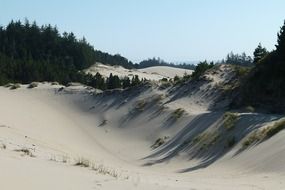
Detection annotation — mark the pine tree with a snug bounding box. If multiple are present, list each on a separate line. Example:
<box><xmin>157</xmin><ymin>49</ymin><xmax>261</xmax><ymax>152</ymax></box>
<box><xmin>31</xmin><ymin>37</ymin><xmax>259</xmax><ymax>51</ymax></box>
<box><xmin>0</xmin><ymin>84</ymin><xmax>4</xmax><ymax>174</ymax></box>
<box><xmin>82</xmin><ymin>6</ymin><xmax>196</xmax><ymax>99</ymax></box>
<box><xmin>253</xmin><ymin>43</ymin><xmax>268</xmax><ymax>63</ymax></box>
<box><xmin>122</xmin><ymin>77</ymin><xmax>131</xmax><ymax>89</ymax></box>
<box><xmin>276</xmin><ymin>20</ymin><xmax>285</xmax><ymax>60</ymax></box>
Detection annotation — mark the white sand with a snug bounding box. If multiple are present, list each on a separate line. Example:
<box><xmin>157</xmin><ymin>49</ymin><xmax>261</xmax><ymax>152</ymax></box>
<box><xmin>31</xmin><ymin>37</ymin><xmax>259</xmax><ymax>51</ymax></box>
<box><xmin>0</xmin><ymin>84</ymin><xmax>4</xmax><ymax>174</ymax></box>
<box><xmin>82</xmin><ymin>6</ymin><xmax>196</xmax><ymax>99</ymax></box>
<box><xmin>0</xmin><ymin>66</ymin><xmax>285</xmax><ymax>190</ymax></box>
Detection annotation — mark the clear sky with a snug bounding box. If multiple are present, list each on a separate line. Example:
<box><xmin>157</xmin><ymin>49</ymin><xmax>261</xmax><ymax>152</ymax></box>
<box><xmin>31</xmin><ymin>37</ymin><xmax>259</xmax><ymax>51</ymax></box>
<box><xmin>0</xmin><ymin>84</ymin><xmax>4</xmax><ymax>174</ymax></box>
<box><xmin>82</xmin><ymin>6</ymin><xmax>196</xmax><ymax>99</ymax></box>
<box><xmin>1</xmin><ymin>0</ymin><xmax>284</xmax><ymax>63</ymax></box>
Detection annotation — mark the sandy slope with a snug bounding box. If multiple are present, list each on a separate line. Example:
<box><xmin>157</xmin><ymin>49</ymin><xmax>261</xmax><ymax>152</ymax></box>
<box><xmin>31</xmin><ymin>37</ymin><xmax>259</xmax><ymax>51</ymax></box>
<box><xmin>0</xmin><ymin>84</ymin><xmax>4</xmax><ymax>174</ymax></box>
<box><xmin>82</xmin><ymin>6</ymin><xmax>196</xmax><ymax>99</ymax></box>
<box><xmin>0</xmin><ymin>67</ymin><xmax>285</xmax><ymax>189</ymax></box>
<box><xmin>84</xmin><ymin>63</ymin><xmax>193</xmax><ymax>80</ymax></box>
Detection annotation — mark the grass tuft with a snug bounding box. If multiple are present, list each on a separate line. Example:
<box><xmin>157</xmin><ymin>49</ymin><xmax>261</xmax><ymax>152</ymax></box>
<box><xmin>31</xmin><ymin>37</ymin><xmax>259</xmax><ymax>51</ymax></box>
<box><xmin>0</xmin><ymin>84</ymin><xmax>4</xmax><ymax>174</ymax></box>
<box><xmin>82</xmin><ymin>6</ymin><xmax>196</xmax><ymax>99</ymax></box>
<box><xmin>223</xmin><ymin>112</ymin><xmax>239</xmax><ymax>130</ymax></box>
<box><xmin>172</xmin><ymin>108</ymin><xmax>185</xmax><ymax>119</ymax></box>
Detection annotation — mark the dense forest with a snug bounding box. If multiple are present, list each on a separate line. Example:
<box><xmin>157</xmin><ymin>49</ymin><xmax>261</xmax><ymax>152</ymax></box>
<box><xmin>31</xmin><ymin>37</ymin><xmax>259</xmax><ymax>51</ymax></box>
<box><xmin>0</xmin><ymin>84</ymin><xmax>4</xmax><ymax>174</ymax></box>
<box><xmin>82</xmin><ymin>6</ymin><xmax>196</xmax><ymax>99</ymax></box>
<box><xmin>136</xmin><ymin>57</ymin><xmax>196</xmax><ymax>70</ymax></box>
<box><xmin>236</xmin><ymin>21</ymin><xmax>285</xmax><ymax>112</ymax></box>
<box><xmin>0</xmin><ymin>20</ymin><xmax>197</xmax><ymax>87</ymax></box>
<box><xmin>0</xmin><ymin>20</ymin><xmax>137</xmax><ymax>86</ymax></box>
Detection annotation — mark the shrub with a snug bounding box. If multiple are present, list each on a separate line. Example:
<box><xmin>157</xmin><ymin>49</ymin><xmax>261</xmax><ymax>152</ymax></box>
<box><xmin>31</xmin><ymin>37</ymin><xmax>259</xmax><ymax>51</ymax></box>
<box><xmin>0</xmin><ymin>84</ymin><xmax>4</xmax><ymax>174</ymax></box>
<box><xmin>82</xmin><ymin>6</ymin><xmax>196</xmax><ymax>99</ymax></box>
<box><xmin>245</xmin><ymin>106</ymin><xmax>255</xmax><ymax>113</ymax></box>
<box><xmin>172</xmin><ymin>108</ymin><xmax>185</xmax><ymax>119</ymax></box>
<box><xmin>223</xmin><ymin>112</ymin><xmax>239</xmax><ymax>130</ymax></box>
<box><xmin>74</xmin><ymin>157</ymin><xmax>90</xmax><ymax>167</ymax></box>
<box><xmin>234</xmin><ymin>65</ymin><xmax>251</xmax><ymax>77</ymax></box>
<box><xmin>14</xmin><ymin>148</ymin><xmax>35</xmax><ymax>157</ymax></box>
<box><xmin>51</xmin><ymin>81</ymin><xmax>59</xmax><ymax>85</ymax></box>
<box><xmin>27</xmin><ymin>82</ymin><xmax>38</xmax><ymax>88</ymax></box>
<box><xmin>151</xmin><ymin>136</ymin><xmax>169</xmax><ymax>149</ymax></box>
<box><xmin>10</xmin><ymin>83</ymin><xmax>21</xmax><ymax>90</ymax></box>
<box><xmin>264</xmin><ymin>119</ymin><xmax>285</xmax><ymax>139</ymax></box>
<box><xmin>134</xmin><ymin>100</ymin><xmax>146</xmax><ymax>111</ymax></box>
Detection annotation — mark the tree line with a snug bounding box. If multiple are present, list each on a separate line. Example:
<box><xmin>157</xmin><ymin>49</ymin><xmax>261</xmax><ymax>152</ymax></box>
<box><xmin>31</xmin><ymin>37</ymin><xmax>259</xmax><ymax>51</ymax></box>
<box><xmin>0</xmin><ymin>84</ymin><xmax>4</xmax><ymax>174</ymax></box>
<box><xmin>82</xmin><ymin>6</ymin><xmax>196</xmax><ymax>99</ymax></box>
<box><xmin>0</xmin><ymin>19</ymin><xmax>137</xmax><ymax>87</ymax></box>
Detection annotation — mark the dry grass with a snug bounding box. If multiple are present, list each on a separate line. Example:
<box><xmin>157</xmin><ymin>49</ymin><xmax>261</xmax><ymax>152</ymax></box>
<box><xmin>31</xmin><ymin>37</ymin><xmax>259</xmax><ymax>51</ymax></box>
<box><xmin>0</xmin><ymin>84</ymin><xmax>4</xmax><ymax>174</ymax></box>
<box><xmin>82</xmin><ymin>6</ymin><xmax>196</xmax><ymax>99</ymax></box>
<box><xmin>10</xmin><ymin>83</ymin><xmax>21</xmax><ymax>90</ymax></box>
<box><xmin>51</xmin><ymin>81</ymin><xmax>59</xmax><ymax>85</ymax></box>
<box><xmin>14</xmin><ymin>148</ymin><xmax>35</xmax><ymax>157</ymax></box>
<box><xmin>242</xmin><ymin>119</ymin><xmax>285</xmax><ymax>149</ymax></box>
<box><xmin>172</xmin><ymin>108</ymin><xmax>185</xmax><ymax>119</ymax></box>
<box><xmin>27</xmin><ymin>82</ymin><xmax>38</xmax><ymax>89</ymax></box>
<box><xmin>74</xmin><ymin>157</ymin><xmax>90</xmax><ymax>167</ymax></box>
<box><xmin>73</xmin><ymin>157</ymin><xmax>119</xmax><ymax>178</ymax></box>
<box><xmin>134</xmin><ymin>100</ymin><xmax>147</xmax><ymax>112</ymax></box>
<box><xmin>151</xmin><ymin>136</ymin><xmax>169</xmax><ymax>149</ymax></box>
<box><xmin>223</xmin><ymin>112</ymin><xmax>239</xmax><ymax>130</ymax></box>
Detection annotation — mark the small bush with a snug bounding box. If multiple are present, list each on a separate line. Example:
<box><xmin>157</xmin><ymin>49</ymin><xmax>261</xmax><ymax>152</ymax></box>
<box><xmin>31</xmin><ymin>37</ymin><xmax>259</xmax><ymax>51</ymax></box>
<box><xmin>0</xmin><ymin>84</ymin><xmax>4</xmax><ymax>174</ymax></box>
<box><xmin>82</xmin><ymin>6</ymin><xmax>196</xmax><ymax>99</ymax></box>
<box><xmin>151</xmin><ymin>136</ymin><xmax>169</xmax><ymax>149</ymax></box>
<box><xmin>172</xmin><ymin>108</ymin><xmax>185</xmax><ymax>119</ymax></box>
<box><xmin>14</xmin><ymin>148</ymin><xmax>35</xmax><ymax>157</ymax></box>
<box><xmin>160</xmin><ymin>78</ymin><xmax>168</xmax><ymax>82</ymax></box>
<box><xmin>245</xmin><ymin>106</ymin><xmax>255</xmax><ymax>113</ymax></box>
<box><xmin>223</xmin><ymin>112</ymin><xmax>239</xmax><ymax>130</ymax></box>
<box><xmin>242</xmin><ymin>131</ymin><xmax>261</xmax><ymax>148</ymax></box>
<box><xmin>134</xmin><ymin>100</ymin><xmax>146</xmax><ymax>111</ymax></box>
<box><xmin>234</xmin><ymin>65</ymin><xmax>251</xmax><ymax>77</ymax></box>
<box><xmin>10</xmin><ymin>83</ymin><xmax>21</xmax><ymax>90</ymax></box>
<box><xmin>27</xmin><ymin>82</ymin><xmax>38</xmax><ymax>89</ymax></box>
<box><xmin>51</xmin><ymin>81</ymin><xmax>59</xmax><ymax>85</ymax></box>
<box><xmin>264</xmin><ymin>119</ymin><xmax>285</xmax><ymax>139</ymax></box>
<box><xmin>74</xmin><ymin>157</ymin><xmax>90</xmax><ymax>167</ymax></box>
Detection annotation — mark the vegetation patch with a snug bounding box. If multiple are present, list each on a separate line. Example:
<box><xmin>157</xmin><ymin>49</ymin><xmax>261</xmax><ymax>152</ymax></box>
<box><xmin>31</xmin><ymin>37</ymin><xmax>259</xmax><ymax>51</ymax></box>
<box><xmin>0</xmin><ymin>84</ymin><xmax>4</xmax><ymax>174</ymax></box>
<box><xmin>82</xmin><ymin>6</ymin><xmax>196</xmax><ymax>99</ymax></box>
<box><xmin>242</xmin><ymin>119</ymin><xmax>285</xmax><ymax>149</ymax></box>
<box><xmin>74</xmin><ymin>157</ymin><xmax>90</xmax><ymax>167</ymax></box>
<box><xmin>134</xmin><ymin>100</ymin><xmax>147</xmax><ymax>112</ymax></box>
<box><xmin>151</xmin><ymin>136</ymin><xmax>169</xmax><ymax>149</ymax></box>
<box><xmin>245</xmin><ymin>106</ymin><xmax>255</xmax><ymax>113</ymax></box>
<box><xmin>223</xmin><ymin>112</ymin><xmax>239</xmax><ymax>130</ymax></box>
<box><xmin>171</xmin><ymin>108</ymin><xmax>185</xmax><ymax>119</ymax></box>
<box><xmin>51</xmin><ymin>81</ymin><xmax>59</xmax><ymax>85</ymax></box>
<box><xmin>10</xmin><ymin>83</ymin><xmax>21</xmax><ymax>90</ymax></box>
<box><xmin>14</xmin><ymin>148</ymin><xmax>35</xmax><ymax>157</ymax></box>
<box><xmin>263</xmin><ymin>119</ymin><xmax>285</xmax><ymax>139</ymax></box>
<box><xmin>27</xmin><ymin>82</ymin><xmax>38</xmax><ymax>88</ymax></box>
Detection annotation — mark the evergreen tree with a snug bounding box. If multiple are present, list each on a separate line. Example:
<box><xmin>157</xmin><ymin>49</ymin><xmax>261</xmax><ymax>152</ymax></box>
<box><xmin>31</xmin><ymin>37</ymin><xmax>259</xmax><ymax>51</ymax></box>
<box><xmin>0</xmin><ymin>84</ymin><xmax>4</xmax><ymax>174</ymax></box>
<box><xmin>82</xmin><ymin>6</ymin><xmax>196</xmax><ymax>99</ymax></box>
<box><xmin>122</xmin><ymin>77</ymin><xmax>131</xmax><ymax>89</ymax></box>
<box><xmin>253</xmin><ymin>43</ymin><xmax>268</xmax><ymax>63</ymax></box>
<box><xmin>131</xmin><ymin>75</ymin><xmax>140</xmax><ymax>86</ymax></box>
<box><xmin>276</xmin><ymin>20</ymin><xmax>285</xmax><ymax>60</ymax></box>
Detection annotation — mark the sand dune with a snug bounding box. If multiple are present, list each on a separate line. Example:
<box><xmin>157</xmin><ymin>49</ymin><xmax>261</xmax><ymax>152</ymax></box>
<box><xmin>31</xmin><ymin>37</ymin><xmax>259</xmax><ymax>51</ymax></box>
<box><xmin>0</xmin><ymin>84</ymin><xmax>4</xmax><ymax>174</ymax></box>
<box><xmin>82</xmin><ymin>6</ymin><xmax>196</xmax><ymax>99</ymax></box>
<box><xmin>84</xmin><ymin>63</ymin><xmax>193</xmax><ymax>80</ymax></box>
<box><xmin>0</xmin><ymin>66</ymin><xmax>285</xmax><ymax>189</ymax></box>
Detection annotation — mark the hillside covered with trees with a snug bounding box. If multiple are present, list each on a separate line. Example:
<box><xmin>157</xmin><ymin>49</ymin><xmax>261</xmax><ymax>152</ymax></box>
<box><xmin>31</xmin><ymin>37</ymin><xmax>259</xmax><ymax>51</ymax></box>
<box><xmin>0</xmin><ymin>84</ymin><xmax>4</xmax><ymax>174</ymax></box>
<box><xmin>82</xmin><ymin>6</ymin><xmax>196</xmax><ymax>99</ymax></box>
<box><xmin>235</xmin><ymin>21</ymin><xmax>285</xmax><ymax>112</ymax></box>
<box><xmin>0</xmin><ymin>20</ymin><xmax>135</xmax><ymax>86</ymax></box>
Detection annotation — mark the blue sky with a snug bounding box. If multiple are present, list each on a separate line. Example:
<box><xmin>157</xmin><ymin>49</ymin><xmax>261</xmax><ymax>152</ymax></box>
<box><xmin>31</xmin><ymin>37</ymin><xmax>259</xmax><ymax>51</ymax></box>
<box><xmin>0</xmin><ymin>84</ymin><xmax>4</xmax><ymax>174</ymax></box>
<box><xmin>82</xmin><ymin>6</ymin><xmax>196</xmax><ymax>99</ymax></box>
<box><xmin>1</xmin><ymin>0</ymin><xmax>284</xmax><ymax>63</ymax></box>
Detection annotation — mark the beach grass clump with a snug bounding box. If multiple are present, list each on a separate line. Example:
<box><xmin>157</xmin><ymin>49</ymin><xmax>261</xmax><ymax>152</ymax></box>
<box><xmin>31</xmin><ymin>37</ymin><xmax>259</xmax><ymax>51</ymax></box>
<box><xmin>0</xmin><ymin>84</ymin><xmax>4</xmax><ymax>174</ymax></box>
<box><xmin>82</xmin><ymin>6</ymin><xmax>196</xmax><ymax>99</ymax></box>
<box><xmin>134</xmin><ymin>100</ymin><xmax>147</xmax><ymax>112</ymax></box>
<box><xmin>245</xmin><ymin>106</ymin><xmax>255</xmax><ymax>113</ymax></box>
<box><xmin>223</xmin><ymin>112</ymin><xmax>239</xmax><ymax>130</ymax></box>
<box><xmin>172</xmin><ymin>108</ymin><xmax>185</xmax><ymax>119</ymax></box>
<box><xmin>263</xmin><ymin>119</ymin><xmax>285</xmax><ymax>139</ymax></box>
<box><xmin>51</xmin><ymin>81</ymin><xmax>59</xmax><ymax>85</ymax></box>
<box><xmin>151</xmin><ymin>136</ymin><xmax>169</xmax><ymax>149</ymax></box>
<box><xmin>27</xmin><ymin>82</ymin><xmax>38</xmax><ymax>89</ymax></box>
<box><xmin>242</xmin><ymin>119</ymin><xmax>285</xmax><ymax>149</ymax></box>
<box><xmin>14</xmin><ymin>148</ymin><xmax>35</xmax><ymax>157</ymax></box>
<box><xmin>10</xmin><ymin>83</ymin><xmax>21</xmax><ymax>90</ymax></box>
<box><xmin>74</xmin><ymin>157</ymin><xmax>90</xmax><ymax>167</ymax></box>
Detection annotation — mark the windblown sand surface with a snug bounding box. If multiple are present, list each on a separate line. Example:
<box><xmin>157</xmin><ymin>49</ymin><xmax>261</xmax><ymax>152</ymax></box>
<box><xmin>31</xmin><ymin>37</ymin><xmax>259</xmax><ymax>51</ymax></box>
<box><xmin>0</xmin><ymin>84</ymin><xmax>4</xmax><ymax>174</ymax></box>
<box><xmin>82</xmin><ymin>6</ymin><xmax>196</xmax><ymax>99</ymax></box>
<box><xmin>0</xmin><ymin>66</ymin><xmax>285</xmax><ymax>190</ymax></box>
